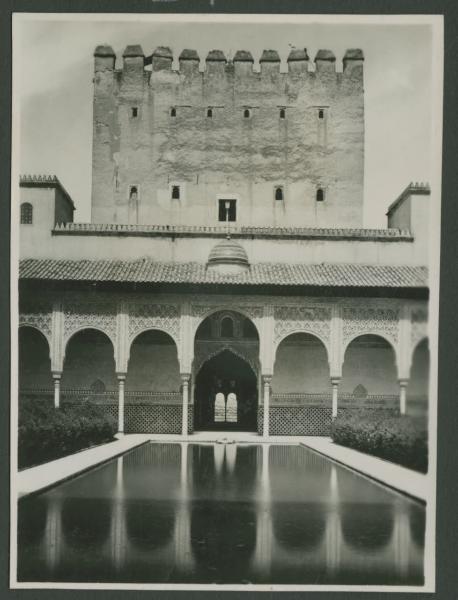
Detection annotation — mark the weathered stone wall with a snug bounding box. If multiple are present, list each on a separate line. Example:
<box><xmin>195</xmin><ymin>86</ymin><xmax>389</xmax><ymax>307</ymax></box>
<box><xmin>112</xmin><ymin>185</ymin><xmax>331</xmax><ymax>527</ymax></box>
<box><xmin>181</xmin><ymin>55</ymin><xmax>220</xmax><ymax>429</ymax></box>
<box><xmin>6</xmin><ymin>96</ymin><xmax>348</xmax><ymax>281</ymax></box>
<box><xmin>92</xmin><ymin>47</ymin><xmax>364</xmax><ymax>228</ymax></box>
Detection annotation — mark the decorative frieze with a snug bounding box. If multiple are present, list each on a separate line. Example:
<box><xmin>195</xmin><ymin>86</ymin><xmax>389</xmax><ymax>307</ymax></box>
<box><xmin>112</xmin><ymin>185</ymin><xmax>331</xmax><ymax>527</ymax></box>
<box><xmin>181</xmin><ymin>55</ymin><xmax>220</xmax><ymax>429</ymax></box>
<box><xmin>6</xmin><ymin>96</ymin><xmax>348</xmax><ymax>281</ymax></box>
<box><xmin>342</xmin><ymin>306</ymin><xmax>400</xmax><ymax>347</ymax></box>
<box><xmin>274</xmin><ymin>306</ymin><xmax>331</xmax><ymax>345</ymax></box>
<box><xmin>19</xmin><ymin>301</ymin><xmax>53</xmax><ymax>342</ymax></box>
<box><xmin>128</xmin><ymin>303</ymin><xmax>180</xmax><ymax>342</ymax></box>
<box><xmin>63</xmin><ymin>302</ymin><xmax>117</xmax><ymax>344</ymax></box>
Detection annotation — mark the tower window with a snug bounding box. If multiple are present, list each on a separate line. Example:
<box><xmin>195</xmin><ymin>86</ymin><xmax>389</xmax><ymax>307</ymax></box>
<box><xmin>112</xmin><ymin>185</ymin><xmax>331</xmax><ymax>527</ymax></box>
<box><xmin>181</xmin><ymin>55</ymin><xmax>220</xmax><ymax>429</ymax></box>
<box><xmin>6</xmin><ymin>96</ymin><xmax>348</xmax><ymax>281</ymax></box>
<box><xmin>316</xmin><ymin>188</ymin><xmax>325</xmax><ymax>202</ymax></box>
<box><xmin>207</xmin><ymin>108</ymin><xmax>213</xmax><ymax>118</ymax></box>
<box><xmin>218</xmin><ymin>199</ymin><xmax>236</xmax><ymax>222</ymax></box>
<box><xmin>274</xmin><ymin>186</ymin><xmax>284</xmax><ymax>201</ymax></box>
<box><xmin>279</xmin><ymin>108</ymin><xmax>286</xmax><ymax>119</ymax></box>
<box><xmin>243</xmin><ymin>109</ymin><xmax>251</xmax><ymax>119</ymax></box>
<box><xmin>20</xmin><ymin>202</ymin><xmax>33</xmax><ymax>224</ymax></box>
<box><xmin>129</xmin><ymin>185</ymin><xmax>138</xmax><ymax>199</ymax></box>
<box><xmin>171</xmin><ymin>185</ymin><xmax>180</xmax><ymax>200</ymax></box>
<box><xmin>318</xmin><ymin>109</ymin><xmax>324</xmax><ymax>119</ymax></box>
<box><xmin>170</xmin><ymin>107</ymin><xmax>176</xmax><ymax>117</ymax></box>
<box><xmin>131</xmin><ymin>107</ymin><xmax>138</xmax><ymax>118</ymax></box>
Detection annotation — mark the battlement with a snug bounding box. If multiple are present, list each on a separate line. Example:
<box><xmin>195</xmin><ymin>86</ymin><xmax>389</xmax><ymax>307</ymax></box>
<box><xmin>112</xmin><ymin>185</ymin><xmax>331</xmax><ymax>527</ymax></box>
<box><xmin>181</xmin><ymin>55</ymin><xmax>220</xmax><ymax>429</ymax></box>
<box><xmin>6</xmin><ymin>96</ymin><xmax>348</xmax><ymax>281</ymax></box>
<box><xmin>94</xmin><ymin>44</ymin><xmax>364</xmax><ymax>80</ymax></box>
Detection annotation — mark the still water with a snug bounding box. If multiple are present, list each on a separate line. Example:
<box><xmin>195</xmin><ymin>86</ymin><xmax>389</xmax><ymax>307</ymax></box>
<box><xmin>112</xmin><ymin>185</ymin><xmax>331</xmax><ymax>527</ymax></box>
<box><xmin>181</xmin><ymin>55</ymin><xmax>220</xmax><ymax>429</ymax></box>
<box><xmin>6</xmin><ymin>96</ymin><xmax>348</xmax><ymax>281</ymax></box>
<box><xmin>17</xmin><ymin>443</ymin><xmax>425</xmax><ymax>585</ymax></box>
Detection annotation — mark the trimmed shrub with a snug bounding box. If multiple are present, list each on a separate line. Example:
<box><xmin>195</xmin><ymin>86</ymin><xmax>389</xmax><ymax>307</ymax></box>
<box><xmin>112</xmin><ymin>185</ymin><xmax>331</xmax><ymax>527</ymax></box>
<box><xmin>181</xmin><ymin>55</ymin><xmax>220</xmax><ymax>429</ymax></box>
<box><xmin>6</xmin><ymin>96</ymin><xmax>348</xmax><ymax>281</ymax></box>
<box><xmin>331</xmin><ymin>410</ymin><xmax>428</xmax><ymax>473</ymax></box>
<box><xmin>18</xmin><ymin>399</ymin><xmax>117</xmax><ymax>469</ymax></box>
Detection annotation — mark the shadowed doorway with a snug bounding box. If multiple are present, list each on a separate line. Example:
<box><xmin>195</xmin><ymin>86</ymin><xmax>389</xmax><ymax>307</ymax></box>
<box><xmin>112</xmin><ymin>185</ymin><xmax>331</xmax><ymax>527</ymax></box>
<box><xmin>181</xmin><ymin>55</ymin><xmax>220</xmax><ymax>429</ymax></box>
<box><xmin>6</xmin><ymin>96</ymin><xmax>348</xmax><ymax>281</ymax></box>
<box><xmin>194</xmin><ymin>350</ymin><xmax>258</xmax><ymax>431</ymax></box>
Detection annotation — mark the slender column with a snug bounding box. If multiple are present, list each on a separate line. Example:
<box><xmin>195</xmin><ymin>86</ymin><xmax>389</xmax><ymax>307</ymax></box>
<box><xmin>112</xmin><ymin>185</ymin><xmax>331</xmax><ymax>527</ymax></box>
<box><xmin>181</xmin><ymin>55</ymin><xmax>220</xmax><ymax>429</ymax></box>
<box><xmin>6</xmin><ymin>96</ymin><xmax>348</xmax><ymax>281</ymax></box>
<box><xmin>52</xmin><ymin>371</ymin><xmax>62</xmax><ymax>409</ymax></box>
<box><xmin>262</xmin><ymin>375</ymin><xmax>272</xmax><ymax>439</ymax></box>
<box><xmin>117</xmin><ymin>373</ymin><xmax>126</xmax><ymax>434</ymax></box>
<box><xmin>181</xmin><ymin>374</ymin><xmax>191</xmax><ymax>437</ymax></box>
<box><xmin>331</xmin><ymin>377</ymin><xmax>341</xmax><ymax>419</ymax></box>
<box><xmin>399</xmin><ymin>379</ymin><xmax>408</xmax><ymax>415</ymax></box>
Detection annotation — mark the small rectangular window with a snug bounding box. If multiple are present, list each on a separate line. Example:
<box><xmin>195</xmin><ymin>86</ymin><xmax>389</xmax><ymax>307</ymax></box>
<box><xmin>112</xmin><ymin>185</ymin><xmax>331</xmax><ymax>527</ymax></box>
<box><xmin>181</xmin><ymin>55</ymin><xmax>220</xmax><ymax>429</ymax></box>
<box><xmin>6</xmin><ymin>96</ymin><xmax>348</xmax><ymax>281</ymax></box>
<box><xmin>218</xmin><ymin>199</ymin><xmax>236</xmax><ymax>222</ymax></box>
<box><xmin>132</xmin><ymin>107</ymin><xmax>138</xmax><ymax>118</ymax></box>
<box><xmin>318</xmin><ymin>109</ymin><xmax>324</xmax><ymax>119</ymax></box>
<box><xmin>171</xmin><ymin>185</ymin><xmax>180</xmax><ymax>200</ymax></box>
<box><xmin>274</xmin><ymin>186</ymin><xmax>284</xmax><ymax>201</ymax></box>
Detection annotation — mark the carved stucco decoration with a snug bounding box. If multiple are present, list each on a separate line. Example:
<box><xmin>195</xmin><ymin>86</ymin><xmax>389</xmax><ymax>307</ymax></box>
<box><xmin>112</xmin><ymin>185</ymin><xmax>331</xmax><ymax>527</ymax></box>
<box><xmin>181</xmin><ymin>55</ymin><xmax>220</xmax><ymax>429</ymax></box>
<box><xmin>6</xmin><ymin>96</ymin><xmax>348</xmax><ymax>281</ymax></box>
<box><xmin>63</xmin><ymin>302</ymin><xmax>117</xmax><ymax>345</ymax></box>
<box><xmin>193</xmin><ymin>340</ymin><xmax>260</xmax><ymax>376</ymax></box>
<box><xmin>128</xmin><ymin>303</ymin><xmax>180</xmax><ymax>343</ymax></box>
<box><xmin>192</xmin><ymin>304</ymin><xmax>263</xmax><ymax>322</ymax></box>
<box><xmin>19</xmin><ymin>301</ymin><xmax>52</xmax><ymax>343</ymax></box>
<box><xmin>274</xmin><ymin>306</ymin><xmax>331</xmax><ymax>345</ymax></box>
<box><xmin>411</xmin><ymin>308</ymin><xmax>428</xmax><ymax>350</ymax></box>
<box><xmin>342</xmin><ymin>306</ymin><xmax>400</xmax><ymax>347</ymax></box>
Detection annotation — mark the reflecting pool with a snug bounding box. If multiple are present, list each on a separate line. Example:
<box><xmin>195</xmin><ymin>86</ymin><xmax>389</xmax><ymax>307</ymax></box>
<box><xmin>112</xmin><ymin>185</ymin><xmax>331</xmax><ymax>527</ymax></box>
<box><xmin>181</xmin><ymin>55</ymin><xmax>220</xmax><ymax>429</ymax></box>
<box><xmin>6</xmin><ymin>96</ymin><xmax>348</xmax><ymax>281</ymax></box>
<box><xmin>17</xmin><ymin>443</ymin><xmax>425</xmax><ymax>585</ymax></box>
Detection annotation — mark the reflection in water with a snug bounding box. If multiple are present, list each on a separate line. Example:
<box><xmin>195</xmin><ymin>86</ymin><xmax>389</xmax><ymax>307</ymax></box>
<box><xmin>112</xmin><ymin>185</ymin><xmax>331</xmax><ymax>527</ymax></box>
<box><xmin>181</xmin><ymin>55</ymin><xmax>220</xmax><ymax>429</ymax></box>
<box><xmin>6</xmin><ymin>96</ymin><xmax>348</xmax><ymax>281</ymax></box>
<box><xmin>17</xmin><ymin>442</ymin><xmax>426</xmax><ymax>585</ymax></box>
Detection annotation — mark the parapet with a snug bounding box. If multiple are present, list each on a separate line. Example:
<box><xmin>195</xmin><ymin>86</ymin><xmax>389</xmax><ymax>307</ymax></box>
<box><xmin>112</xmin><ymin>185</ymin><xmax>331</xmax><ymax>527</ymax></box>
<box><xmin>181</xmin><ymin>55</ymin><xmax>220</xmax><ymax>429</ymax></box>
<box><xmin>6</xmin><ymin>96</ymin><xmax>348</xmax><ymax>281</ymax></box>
<box><xmin>93</xmin><ymin>45</ymin><xmax>364</xmax><ymax>81</ymax></box>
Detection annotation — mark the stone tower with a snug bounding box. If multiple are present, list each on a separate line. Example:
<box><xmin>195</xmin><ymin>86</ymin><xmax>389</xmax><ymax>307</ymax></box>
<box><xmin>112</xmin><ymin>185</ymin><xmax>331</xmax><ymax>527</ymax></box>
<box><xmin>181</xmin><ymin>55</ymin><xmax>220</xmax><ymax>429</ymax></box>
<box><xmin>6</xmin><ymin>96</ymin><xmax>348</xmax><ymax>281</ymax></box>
<box><xmin>91</xmin><ymin>45</ymin><xmax>364</xmax><ymax>228</ymax></box>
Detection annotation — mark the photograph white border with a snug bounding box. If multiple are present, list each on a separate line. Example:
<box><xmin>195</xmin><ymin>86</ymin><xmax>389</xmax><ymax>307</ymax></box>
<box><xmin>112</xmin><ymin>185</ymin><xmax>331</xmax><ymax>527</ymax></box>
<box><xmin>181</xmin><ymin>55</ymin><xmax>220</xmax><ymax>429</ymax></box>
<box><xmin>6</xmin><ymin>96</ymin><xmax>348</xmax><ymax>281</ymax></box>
<box><xmin>9</xmin><ymin>11</ymin><xmax>444</xmax><ymax>593</ymax></box>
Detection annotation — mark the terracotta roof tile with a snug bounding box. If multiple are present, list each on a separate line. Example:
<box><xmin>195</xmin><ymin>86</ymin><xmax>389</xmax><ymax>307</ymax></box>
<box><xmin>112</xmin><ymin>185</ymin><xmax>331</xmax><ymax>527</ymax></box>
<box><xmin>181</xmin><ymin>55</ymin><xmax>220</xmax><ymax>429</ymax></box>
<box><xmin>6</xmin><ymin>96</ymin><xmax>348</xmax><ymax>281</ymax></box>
<box><xmin>19</xmin><ymin>259</ymin><xmax>428</xmax><ymax>289</ymax></box>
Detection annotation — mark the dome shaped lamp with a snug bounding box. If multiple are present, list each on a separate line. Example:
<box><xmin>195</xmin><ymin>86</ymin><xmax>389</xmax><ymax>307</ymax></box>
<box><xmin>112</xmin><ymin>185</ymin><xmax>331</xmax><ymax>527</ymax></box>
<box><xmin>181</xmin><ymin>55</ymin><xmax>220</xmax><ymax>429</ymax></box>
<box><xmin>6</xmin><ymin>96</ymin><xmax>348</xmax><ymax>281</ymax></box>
<box><xmin>207</xmin><ymin>235</ymin><xmax>250</xmax><ymax>275</ymax></box>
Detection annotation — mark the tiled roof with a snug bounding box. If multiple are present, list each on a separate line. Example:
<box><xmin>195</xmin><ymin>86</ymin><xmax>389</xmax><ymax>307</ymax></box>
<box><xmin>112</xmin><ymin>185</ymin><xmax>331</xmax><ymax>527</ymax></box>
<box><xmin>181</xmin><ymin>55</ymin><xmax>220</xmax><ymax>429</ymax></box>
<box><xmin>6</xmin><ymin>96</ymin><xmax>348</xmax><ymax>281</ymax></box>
<box><xmin>53</xmin><ymin>222</ymin><xmax>414</xmax><ymax>241</ymax></box>
<box><xmin>19</xmin><ymin>259</ymin><xmax>428</xmax><ymax>289</ymax></box>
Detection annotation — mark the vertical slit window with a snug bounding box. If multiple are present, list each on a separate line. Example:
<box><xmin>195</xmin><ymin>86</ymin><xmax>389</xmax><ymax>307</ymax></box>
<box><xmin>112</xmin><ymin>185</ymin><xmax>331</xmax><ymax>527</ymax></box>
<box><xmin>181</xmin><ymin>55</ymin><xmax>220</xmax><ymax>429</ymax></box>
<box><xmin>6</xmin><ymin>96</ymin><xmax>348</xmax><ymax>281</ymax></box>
<box><xmin>279</xmin><ymin>108</ymin><xmax>286</xmax><ymax>119</ymax></box>
<box><xmin>207</xmin><ymin>108</ymin><xmax>213</xmax><ymax>118</ymax></box>
<box><xmin>170</xmin><ymin>107</ymin><xmax>176</xmax><ymax>117</ymax></box>
<box><xmin>131</xmin><ymin>107</ymin><xmax>138</xmax><ymax>118</ymax></box>
<box><xmin>171</xmin><ymin>185</ymin><xmax>180</xmax><ymax>200</ymax></box>
<box><xmin>275</xmin><ymin>186</ymin><xmax>284</xmax><ymax>201</ymax></box>
<box><xmin>316</xmin><ymin>188</ymin><xmax>325</xmax><ymax>202</ymax></box>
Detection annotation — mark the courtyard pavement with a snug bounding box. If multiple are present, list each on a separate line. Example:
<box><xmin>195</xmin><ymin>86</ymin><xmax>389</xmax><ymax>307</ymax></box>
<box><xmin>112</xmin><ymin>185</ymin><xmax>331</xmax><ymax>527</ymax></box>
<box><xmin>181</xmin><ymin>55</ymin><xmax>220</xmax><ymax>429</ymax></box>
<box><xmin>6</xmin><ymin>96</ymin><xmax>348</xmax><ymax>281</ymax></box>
<box><xmin>301</xmin><ymin>437</ymin><xmax>429</xmax><ymax>502</ymax></box>
<box><xmin>16</xmin><ymin>434</ymin><xmax>150</xmax><ymax>498</ymax></box>
<box><xmin>16</xmin><ymin>433</ymin><xmax>429</xmax><ymax>502</ymax></box>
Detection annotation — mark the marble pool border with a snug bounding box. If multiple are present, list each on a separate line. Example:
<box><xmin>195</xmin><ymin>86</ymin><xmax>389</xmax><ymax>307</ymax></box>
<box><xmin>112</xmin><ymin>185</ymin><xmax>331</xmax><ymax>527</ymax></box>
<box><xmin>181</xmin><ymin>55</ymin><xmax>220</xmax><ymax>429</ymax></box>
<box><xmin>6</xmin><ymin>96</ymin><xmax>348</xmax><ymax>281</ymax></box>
<box><xmin>15</xmin><ymin>433</ymin><xmax>429</xmax><ymax>502</ymax></box>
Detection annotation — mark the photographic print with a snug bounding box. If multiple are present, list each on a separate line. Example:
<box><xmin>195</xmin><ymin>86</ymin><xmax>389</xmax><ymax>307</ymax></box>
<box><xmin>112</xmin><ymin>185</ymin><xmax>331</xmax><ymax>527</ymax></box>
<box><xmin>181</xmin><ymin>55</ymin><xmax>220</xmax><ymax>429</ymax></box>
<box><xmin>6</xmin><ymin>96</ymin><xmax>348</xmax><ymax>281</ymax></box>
<box><xmin>10</xmin><ymin>12</ymin><xmax>443</xmax><ymax>592</ymax></box>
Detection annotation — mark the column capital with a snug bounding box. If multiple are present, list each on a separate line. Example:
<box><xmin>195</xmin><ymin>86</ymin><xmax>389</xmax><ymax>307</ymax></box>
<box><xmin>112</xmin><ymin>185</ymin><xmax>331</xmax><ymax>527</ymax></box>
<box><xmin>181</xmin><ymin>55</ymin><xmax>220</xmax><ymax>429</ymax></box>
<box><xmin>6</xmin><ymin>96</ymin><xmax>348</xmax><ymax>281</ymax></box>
<box><xmin>262</xmin><ymin>374</ymin><xmax>272</xmax><ymax>386</ymax></box>
<box><xmin>330</xmin><ymin>376</ymin><xmax>341</xmax><ymax>386</ymax></box>
<box><xmin>398</xmin><ymin>378</ymin><xmax>409</xmax><ymax>387</ymax></box>
<box><xmin>52</xmin><ymin>371</ymin><xmax>62</xmax><ymax>380</ymax></box>
<box><xmin>116</xmin><ymin>372</ymin><xmax>127</xmax><ymax>381</ymax></box>
<box><xmin>180</xmin><ymin>373</ymin><xmax>191</xmax><ymax>384</ymax></box>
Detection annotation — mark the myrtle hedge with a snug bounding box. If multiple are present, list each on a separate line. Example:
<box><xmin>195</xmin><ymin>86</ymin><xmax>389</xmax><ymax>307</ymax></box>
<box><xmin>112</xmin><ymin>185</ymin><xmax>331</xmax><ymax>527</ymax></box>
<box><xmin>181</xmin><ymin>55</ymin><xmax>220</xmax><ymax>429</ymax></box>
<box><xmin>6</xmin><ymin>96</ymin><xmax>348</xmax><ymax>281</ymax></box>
<box><xmin>18</xmin><ymin>399</ymin><xmax>117</xmax><ymax>469</ymax></box>
<box><xmin>331</xmin><ymin>410</ymin><xmax>428</xmax><ymax>473</ymax></box>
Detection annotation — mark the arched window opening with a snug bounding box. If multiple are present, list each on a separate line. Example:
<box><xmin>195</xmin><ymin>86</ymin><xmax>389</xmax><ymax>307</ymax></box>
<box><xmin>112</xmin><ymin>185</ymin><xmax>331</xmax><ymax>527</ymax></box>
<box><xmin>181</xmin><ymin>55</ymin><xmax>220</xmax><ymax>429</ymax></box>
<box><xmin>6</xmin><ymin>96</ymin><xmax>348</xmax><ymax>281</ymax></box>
<box><xmin>129</xmin><ymin>185</ymin><xmax>138</xmax><ymax>199</ymax></box>
<box><xmin>214</xmin><ymin>392</ymin><xmax>225</xmax><ymax>422</ymax></box>
<box><xmin>221</xmin><ymin>317</ymin><xmax>234</xmax><ymax>338</ymax></box>
<box><xmin>226</xmin><ymin>392</ymin><xmax>238</xmax><ymax>423</ymax></box>
<box><xmin>279</xmin><ymin>108</ymin><xmax>286</xmax><ymax>119</ymax></box>
<box><xmin>318</xmin><ymin>109</ymin><xmax>324</xmax><ymax>119</ymax></box>
<box><xmin>171</xmin><ymin>185</ymin><xmax>180</xmax><ymax>200</ymax></box>
<box><xmin>275</xmin><ymin>186</ymin><xmax>284</xmax><ymax>201</ymax></box>
<box><xmin>353</xmin><ymin>384</ymin><xmax>368</xmax><ymax>398</ymax></box>
<box><xmin>170</xmin><ymin>107</ymin><xmax>176</xmax><ymax>117</ymax></box>
<box><xmin>20</xmin><ymin>203</ymin><xmax>33</xmax><ymax>224</ymax></box>
<box><xmin>243</xmin><ymin>108</ymin><xmax>251</xmax><ymax>119</ymax></box>
<box><xmin>207</xmin><ymin>108</ymin><xmax>213</xmax><ymax>118</ymax></box>
<box><xmin>316</xmin><ymin>188</ymin><xmax>325</xmax><ymax>202</ymax></box>
<box><xmin>91</xmin><ymin>379</ymin><xmax>106</xmax><ymax>393</ymax></box>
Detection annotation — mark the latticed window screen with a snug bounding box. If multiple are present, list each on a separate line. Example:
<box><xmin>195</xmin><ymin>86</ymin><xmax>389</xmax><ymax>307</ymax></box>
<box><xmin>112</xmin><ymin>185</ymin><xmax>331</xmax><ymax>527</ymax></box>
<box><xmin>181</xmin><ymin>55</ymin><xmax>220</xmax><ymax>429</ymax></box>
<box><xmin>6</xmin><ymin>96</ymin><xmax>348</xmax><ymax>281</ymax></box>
<box><xmin>20</xmin><ymin>203</ymin><xmax>33</xmax><ymax>224</ymax></box>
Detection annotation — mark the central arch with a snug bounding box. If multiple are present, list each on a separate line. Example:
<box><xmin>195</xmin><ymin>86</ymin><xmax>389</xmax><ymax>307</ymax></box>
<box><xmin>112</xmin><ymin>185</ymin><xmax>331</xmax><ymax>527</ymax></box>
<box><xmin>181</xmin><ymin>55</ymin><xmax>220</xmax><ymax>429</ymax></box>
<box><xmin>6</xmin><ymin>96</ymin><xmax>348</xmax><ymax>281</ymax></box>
<box><xmin>194</xmin><ymin>350</ymin><xmax>258</xmax><ymax>431</ymax></box>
